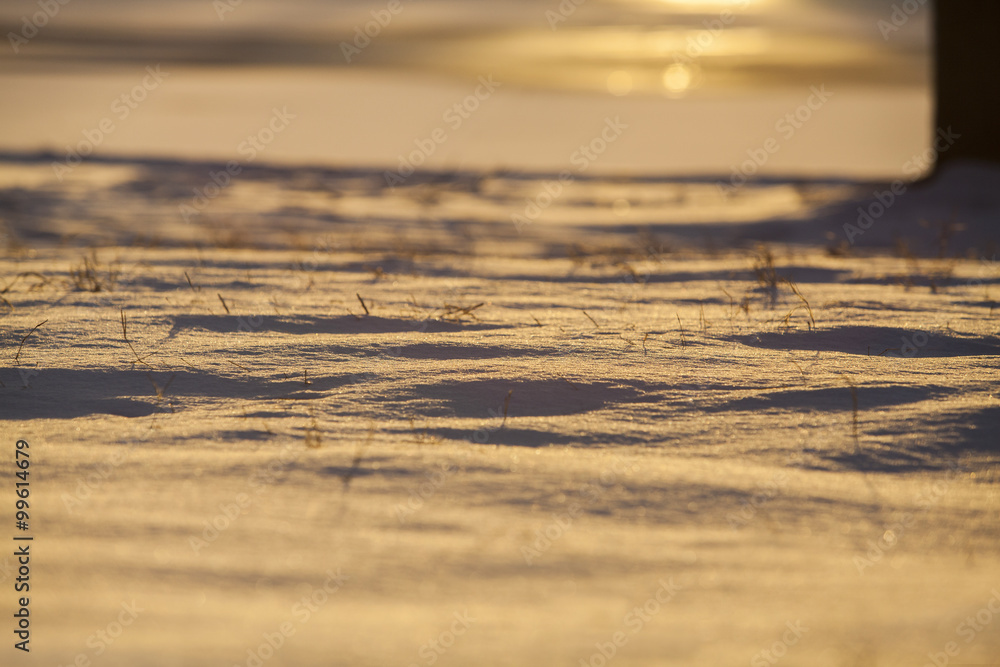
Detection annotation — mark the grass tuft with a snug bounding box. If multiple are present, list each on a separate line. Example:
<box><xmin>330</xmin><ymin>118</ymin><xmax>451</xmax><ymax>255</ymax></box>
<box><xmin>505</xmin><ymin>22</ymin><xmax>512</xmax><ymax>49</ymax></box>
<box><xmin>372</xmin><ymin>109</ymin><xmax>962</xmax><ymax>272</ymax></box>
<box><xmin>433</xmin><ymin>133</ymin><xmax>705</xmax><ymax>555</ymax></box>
<box><xmin>752</xmin><ymin>246</ymin><xmax>780</xmax><ymax>306</ymax></box>
<box><xmin>70</xmin><ymin>252</ymin><xmax>118</xmax><ymax>292</ymax></box>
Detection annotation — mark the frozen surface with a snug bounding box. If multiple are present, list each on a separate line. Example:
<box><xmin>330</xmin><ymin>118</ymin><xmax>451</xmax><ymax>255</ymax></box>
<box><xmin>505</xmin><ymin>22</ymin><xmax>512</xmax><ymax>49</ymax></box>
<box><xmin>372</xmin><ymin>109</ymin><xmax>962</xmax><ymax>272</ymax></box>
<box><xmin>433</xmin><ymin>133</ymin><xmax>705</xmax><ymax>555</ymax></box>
<box><xmin>0</xmin><ymin>157</ymin><xmax>998</xmax><ymax>666</ymax></box>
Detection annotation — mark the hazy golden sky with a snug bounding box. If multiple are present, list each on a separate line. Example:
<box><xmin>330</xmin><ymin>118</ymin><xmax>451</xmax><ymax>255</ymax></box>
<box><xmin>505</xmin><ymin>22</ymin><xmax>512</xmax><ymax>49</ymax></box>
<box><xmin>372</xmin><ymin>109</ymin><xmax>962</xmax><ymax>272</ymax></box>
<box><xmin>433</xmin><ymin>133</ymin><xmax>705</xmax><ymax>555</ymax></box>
<box><xmin>0</xmin><ymin>0</ymin><xmax>932</xmax><ymax>177</ymax></box>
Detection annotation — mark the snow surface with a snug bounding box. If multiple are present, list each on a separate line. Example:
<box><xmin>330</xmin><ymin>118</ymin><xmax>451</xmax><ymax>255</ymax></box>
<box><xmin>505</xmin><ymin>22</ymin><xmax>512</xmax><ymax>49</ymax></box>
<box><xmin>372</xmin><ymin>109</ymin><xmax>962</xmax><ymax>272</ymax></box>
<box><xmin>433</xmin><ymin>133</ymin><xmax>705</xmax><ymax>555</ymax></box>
<box><xmin>1</xmin><ymin>157</ymin><xmax>998</xmax><ymax>666</ymax></box>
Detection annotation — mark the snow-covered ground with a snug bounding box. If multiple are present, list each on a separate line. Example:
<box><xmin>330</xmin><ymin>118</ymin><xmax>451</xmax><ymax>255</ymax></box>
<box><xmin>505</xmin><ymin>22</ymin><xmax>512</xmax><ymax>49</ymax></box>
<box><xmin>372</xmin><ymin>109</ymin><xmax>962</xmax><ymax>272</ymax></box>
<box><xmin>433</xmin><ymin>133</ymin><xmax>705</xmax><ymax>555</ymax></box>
<box><xmin>1</xmin><ymin>156</ymin><xmax>998</xmax><ymax>666</ymax></box>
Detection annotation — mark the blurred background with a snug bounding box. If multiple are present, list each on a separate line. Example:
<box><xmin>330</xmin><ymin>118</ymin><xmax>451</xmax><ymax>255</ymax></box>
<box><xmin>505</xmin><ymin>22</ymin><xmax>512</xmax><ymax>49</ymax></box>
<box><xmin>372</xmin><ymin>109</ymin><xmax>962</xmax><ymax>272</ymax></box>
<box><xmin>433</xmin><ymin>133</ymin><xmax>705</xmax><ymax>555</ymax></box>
<box><xmin>0</xmin><ymin>0</ymin><xmax>931</xmax><ymax>178</ymax></box>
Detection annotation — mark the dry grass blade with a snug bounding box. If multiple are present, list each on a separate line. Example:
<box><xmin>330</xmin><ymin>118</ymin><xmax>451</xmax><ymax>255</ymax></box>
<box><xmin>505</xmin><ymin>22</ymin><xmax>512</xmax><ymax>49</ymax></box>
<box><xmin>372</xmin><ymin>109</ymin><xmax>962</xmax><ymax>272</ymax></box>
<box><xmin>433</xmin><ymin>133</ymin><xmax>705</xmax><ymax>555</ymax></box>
<box><xmin>1</xmin><ymin>271</ymin><xmax>49</xmax><ymax>295</ymax></box>
<box><xmin>837</xmin><ymin>373</ymin><xmax>861</xmax><ymax>452</ymax></box>
<box><xmin>217</xmin><ymin>293</ymin><xmax>231</xmax><ymax>314</ymax></box>
<box><xmin>14</xmin><ymin>319</ymin><xmax>48</xmax><ymax>363</ymax></box>
<box><xmin>305</xmin><ymin>411</ymin><xmax>322</xmax><ymax>449</ymax></box>
<box><xmin>146</xmin><ymin>372</ymin><xmax>177</xmax><ymax>412</ymax></box>
<box><xmin>721</xmin><ymin>286</ymin><xmax>737</xmax><ymax>333</ymax></box>
<box><xmin>582</xmin><ymin>310</ymin><xmax>600</xmax><ymax>328</ymax></box>
<box><xmin>356</xmin><ymin>293</ymin><xmax>370</xmax><ymax>316</ymax></box>
<box><xmin>438</xmin><ymin>302</ymin><xmax>484</xmax><ymax>322</ymax></box>
<box><xmin>501</xmin><ymin>389</ymin><xmax>513</xmax><ymax>428</ymax></box>
<box><xmin>781</xmin><ymin>279</ymin><xmax>816</xmax><ymax>330</ymax></box>
<box><xmin>174</xmin><ymin>356</ymin><xmax>202</xmax><ymax>372</ymax></box>
<box><xmin>120</xmin><ymin>309</ymin><xmax>154</xmax><ymax>368</ymax></box>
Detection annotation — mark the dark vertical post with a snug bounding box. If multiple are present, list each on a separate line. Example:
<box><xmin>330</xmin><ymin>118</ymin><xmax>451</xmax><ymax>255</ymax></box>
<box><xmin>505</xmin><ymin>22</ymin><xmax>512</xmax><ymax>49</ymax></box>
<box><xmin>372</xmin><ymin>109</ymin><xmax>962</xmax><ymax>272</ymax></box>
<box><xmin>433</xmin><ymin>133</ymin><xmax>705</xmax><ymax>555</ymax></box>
<box><xmin>934</xmin><ymin>0</ymin><xmax>1000</xmax><ymax>169</ymax></box>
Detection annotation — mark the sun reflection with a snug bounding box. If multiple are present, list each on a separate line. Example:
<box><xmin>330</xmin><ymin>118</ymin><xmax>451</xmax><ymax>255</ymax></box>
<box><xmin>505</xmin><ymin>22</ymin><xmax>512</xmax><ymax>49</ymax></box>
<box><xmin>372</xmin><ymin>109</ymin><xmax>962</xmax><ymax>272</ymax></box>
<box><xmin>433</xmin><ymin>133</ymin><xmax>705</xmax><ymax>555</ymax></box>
<box><xmin>379</xmin><ymin>0</ymin><xmax>924</xmax><ymax>98</ymax></box>
<box><xmin>662</xmin><ymin>63</ymin><xmax>697</xmax><ymax>96</ymax></box>
<box><xmin>607</xmin><ymin>70</ymin><xmax>633</xmax><ymax>96</ymax></box>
